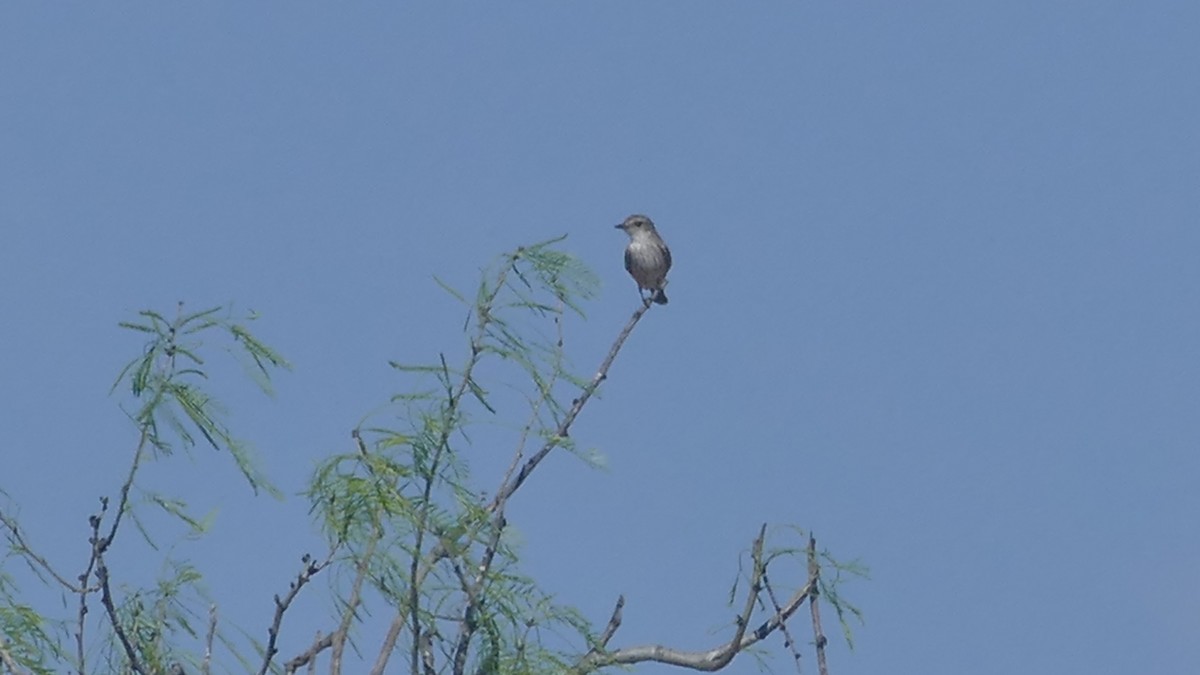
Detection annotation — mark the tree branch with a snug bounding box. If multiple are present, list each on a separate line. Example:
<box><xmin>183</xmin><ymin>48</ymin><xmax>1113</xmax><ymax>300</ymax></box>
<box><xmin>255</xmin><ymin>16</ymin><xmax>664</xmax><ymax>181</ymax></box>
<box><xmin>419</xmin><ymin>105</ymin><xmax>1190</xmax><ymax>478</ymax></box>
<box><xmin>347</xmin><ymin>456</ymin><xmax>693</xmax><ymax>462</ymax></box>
<box><xmin>284</xmin><ymin>633</ymin><xmax>333</xmax><ymax>674</ymax></box>
<box><xmin>0</xmin><ymin>510</ymin><xmax>78</xmax><ymax>591</ymax></box>
<box><xmin>95</xmin><ymin>550</ymin><xmax>145</xmax><ymax>675</ymax></box>
<box><xmin>329</xmin><ymin>530</ymin><xmax>378</xmax><ymax>673</ymax></box>
<box><xmin>201</xmin><ymin>604</ymin><xmax>217</xmax><ymax>675</ymax></box>
<box><xmin>490</xmin><ymin>300</ymin><xmax>653</xmax><ymax>509</ymax></box>
<box><xmin>257</xmin><ymin>552</ymin><xmax>334</xmax><ymax>675</ymax></box>
<box><xmin>585</xmin><ymin>595</ymin><xmax>625</xmax><ymax>659</ymax></box>
<box><xmin>762</xmin><ymin>572</ymin><xmax>803</xmax><ymax>673</ymax></box>
<box><xmin>808</xmin><ymin>535</ymin><xmax>829</xmax><ymax>675</ymax></box>
<box><xmin>572</xmin><ymin>526</ymin><xmax>818</xmax><ymax>673</ymax></box>
<box><xmin>75</xmin><ymin>503</ymin><xmax>109</xmax><ymax>675</ymax></box>
<box><xmin>75</xmin><ymin>424</ymin><xmax>151</xmax><ymax>675</ymax></box>
<box><xmin>448</xmin><ymin>537</ymin><xmax>486</xmax><ymax>674</ymax></box>
<box><xmin>443</xmin><ymin>301</ymin><xmax>652</xmax><ymax>672</ymax></box>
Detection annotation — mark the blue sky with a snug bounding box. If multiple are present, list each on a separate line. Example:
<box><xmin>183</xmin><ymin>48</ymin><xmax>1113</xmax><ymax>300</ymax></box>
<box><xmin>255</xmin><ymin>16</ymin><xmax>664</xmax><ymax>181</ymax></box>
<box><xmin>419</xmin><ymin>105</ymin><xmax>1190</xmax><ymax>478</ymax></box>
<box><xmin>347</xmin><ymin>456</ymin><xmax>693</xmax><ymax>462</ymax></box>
<box><xmin>2</xmin><ymin>3</ymin><xmax>1198</xmax><ymax>674</ymax></box>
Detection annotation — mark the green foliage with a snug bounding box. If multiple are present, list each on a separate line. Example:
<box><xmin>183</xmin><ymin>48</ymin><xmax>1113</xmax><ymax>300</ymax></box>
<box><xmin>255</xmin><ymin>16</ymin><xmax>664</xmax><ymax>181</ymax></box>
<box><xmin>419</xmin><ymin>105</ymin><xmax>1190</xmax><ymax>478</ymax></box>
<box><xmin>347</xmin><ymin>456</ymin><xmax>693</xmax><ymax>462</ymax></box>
<box><xmin>0</xmin><ymin>239</ymin><xmax>861</xmax><ymax>674</ymax></box>
<box><xmin>113</xmin><ymin>303</ymin><xmax>289</xmax><ymax>496</ymax></box>
<box><xmin>817</xmin><ymin>550</ymin><xmax>869</xmax><ymax>649</ymax></box>
<box><xmin>0</xmin><ymin>576</ymin><xmax>63</xmax><ymax>675</ymax></box>
<box><xmin>0</xmin><ymin>302</ymin><xmax>288</xmax><ymax>674</ymax></box>
<box><xmin>99</xmin><ymin>560</ymin><xmax>206</xmax><ymax>673</ymax></box>
<box><xmin>305</xmin><ymin>237</ymin><xmax>604</xmax><ymax>673</ymax></box>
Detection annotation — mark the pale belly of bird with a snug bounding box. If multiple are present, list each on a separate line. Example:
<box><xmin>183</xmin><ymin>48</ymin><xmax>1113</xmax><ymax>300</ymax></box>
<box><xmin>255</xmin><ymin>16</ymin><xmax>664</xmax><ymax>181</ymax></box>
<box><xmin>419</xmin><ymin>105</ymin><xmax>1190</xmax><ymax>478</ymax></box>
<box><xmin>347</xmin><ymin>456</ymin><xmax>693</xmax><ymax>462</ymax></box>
<box><xmin>627</xmin><ymin>241</ymin><xmax>668</xmax><ymax>287</ymax></box>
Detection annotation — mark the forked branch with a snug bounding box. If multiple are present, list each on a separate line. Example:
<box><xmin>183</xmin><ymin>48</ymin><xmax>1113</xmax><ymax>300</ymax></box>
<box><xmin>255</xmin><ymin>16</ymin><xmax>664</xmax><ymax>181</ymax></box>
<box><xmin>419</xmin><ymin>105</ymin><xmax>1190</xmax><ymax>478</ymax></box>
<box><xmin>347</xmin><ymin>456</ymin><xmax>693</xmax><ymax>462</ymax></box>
<box><xmin>570</xmin><ymin>527</ymin><xmax>821</xmax><ymax>673</ymax></box>
<box><xmin>257</xmin><ymin>552</ymin><xmax>335</xmax><ymax>675</ymax></box>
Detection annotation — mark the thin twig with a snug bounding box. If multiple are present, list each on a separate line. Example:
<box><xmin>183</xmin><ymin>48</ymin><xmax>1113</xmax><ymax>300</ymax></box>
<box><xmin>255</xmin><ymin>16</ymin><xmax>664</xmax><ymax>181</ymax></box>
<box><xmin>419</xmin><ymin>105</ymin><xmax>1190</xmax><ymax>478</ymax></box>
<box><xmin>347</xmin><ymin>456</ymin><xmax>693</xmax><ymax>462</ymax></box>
<box><xmin>99</xmin><ymin>429</ymin><xmax>149</xmax><ymax>556</ymax></box>
<box><xmin>808</xmin><ymin>536</ymin><xmax>829</xmax><ymax>675</ymax></box>
<box><xmin>257</xmin><ymin>552</ymin><xmax>335</xmax><ymax>675</ymax></box>
<box><xmin>201</xmin><ymin>604</ymin><xmax>217</xmax><ymax>675</ymax></box>
<box><xmin>724</xmin><ymin>524</ymin><xmax>771</xmax><ymax>664</ymax></box>
<box><xmin>76</xmin><ymin>501</ymin><xmax>108</xmax><ymax>674</ymax></box>
<box><xmin>0</xmin><ymin>510</ymin><xmax>78</xmax><ymax>590</ymax></box>
<box><xmin>579</xmin><ymin>594</ymin><xmax>625</xmax><ymax>664</ymax></box>
<box><xmin>330</xmin><ymin>532</ymin><xmax>379</xmax><ymax>673</ymax></box>
<box><xmin>762</xmin><ymin>572</ymin><xmax>803</xmax><ymax>673</ymax></box>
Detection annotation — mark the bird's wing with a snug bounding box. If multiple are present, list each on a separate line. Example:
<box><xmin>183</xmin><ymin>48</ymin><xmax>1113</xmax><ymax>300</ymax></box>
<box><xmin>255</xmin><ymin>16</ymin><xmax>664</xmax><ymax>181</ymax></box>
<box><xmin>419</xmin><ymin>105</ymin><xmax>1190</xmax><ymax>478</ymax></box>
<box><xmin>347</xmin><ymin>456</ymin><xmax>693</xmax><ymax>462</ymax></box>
<box><xmin>624</xmin><ymin>247</ymin><xmax>634</xmax><ymax>274</ymax></box>
<box><xmin>661</xmin><ymin>243</ymin><xmax>672</xmax><ymax>272</ymax></box>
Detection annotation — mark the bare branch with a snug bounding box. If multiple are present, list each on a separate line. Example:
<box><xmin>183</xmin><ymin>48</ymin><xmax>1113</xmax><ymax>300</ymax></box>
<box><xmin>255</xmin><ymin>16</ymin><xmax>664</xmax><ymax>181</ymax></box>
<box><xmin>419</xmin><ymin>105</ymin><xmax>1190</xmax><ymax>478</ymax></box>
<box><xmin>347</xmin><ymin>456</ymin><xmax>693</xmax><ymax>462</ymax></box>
<box><xmin>74</xmin><ymin>423</ymin><xmax>150</xmax><ymax>675</ymax></box>
<box><xmin>95</xmin><ymin>551</ymin><xmax>145</xmax><ymax>675</ymax></box>
<box><xmin>808</xmin><ymin>536</ymin><xmax>829</xmax><ymax>675</ymax></box>
<box><xmin>369</xmin><ymin>603</ymin><xmax>408</xmax><ymax>675</ymax></box>
<box><xmin>724</xmin><ymin>524</ymin><xmax>770</xmax><ymax>664</ymax></box>
<box><xmin>284</xmin><ymin>633</ymin><xmax>333</xmax><ymax>674</ymax></box>
<box><xmin>201</xmin><ymin>604</ymin><xmax>217</xmax><ymax>675</ymax></box>
<box><xmin>75</xmin><ymin>502</ymin><xmax>108</xmax><ymax>675</ymax></box>
<box><xmin>491</xmin><ymin>301</ymin><xmax>653</xmax><ymax>509</ymax></box>
<box><xmin>257</xmin><ymin>552</ymin><xmax>334</xmax><ymax>675</ymax></box>
<box><xmin>100</xmin><ymin>428</ymin><xmax>150</xmax><ymax>556</ymax></box>
<box><xmin>79</xmin><ymin>495</ymin><xmax>147</xmax><ymax>674</ymax></box>
<box><xmin>580</xmin><ymin>594</ymin><xmax>624</xmax><ymax>662</ymax></box>
<box><xmin>762</xmin><ymin>573</ymin><xmax>803</xmax><ymax>673</ymax></box>
<box><xmin>572</xmin><ymin>526</ymin><xmax>818</xmax><ymax>673</ymax></box>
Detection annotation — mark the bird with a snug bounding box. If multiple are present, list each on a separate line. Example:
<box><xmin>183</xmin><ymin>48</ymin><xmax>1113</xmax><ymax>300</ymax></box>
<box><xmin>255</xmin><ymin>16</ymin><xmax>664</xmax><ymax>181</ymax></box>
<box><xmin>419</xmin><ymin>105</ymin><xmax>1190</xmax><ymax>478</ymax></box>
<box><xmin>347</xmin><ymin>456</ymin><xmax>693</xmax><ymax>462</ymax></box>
<box><xmin>615</xmin><ymin>214</ymin><xmax>672</xmax><ymax>305</ymax></box>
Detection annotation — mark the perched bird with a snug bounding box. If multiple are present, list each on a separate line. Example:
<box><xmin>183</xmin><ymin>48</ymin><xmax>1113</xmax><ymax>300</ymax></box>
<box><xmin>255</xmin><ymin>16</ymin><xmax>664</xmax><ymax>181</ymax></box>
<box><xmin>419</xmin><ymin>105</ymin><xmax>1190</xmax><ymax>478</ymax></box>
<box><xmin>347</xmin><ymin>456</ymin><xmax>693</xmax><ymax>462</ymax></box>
<box><xmin>615</xmin><ymin>214</ymin><xmax>672</xmax><ymax>305</ymax></box>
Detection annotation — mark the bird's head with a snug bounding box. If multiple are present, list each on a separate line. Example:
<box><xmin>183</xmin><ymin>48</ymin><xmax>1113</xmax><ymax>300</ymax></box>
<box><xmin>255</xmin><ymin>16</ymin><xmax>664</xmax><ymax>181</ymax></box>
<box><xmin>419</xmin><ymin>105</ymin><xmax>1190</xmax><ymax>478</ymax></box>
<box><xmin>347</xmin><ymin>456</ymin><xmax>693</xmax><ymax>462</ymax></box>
<box><xmin>615</xmin><ymin>214</ymin><xmax>655</xmax><ymax>236</ymax></box>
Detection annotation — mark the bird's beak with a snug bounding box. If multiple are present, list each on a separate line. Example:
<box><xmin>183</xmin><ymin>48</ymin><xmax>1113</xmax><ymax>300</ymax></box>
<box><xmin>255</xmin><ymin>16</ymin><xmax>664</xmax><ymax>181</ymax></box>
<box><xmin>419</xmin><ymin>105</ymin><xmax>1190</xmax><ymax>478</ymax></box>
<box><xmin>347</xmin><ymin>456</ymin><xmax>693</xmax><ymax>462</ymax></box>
<box><xmin>614</xmin><ymin>223</ymin><xmax>625</xmax><ymax>230</ymax></box>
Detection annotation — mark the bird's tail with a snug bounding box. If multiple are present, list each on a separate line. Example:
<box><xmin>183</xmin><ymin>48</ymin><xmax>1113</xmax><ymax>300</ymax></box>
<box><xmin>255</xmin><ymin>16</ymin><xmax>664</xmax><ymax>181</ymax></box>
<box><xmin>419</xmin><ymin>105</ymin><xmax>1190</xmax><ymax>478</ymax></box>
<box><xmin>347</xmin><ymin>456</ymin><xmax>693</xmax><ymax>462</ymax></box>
<box><xmin>653</xmin><ymin>289</ymin><xmax>668</xmax><ymax>305</ymax></box>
